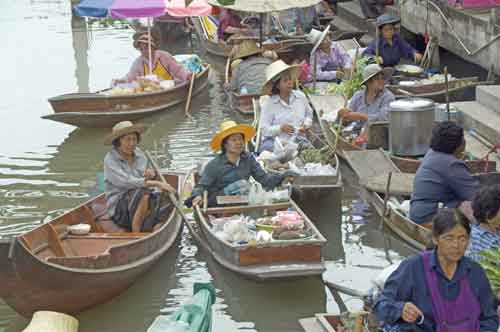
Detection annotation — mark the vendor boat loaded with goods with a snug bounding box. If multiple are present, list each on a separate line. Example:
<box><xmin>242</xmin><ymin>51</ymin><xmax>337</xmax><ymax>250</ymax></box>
<box><xmin>181</xmin><ymin>172</ymin><xmax>327</xmax><ymax>280</ymax></box>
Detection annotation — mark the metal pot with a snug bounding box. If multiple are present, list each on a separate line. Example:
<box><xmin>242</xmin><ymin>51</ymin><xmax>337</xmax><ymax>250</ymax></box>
<box><xmin>389</xmin><ymin>98</ymin><xmax>435</xmax><ymax>156</ymax></box>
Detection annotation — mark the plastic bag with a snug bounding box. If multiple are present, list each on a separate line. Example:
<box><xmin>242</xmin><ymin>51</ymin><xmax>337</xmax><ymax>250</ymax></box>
<box><xmin>273</xmin><ymin>137</ymin><xmax>298</xmax><ymax>163</ymax></box>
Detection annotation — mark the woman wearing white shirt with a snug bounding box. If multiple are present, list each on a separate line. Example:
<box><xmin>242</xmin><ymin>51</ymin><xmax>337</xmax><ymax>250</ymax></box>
<box><xmin>259</xmin><ymin>60</ymin><xmax>313</xmax><ymax>153</ymax></box>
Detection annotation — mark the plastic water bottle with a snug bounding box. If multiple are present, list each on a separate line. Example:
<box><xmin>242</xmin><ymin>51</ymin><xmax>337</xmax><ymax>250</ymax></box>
<box><xmin>240</xmin><ymin>86</ymin><xmax>248</xmax><ymax>95</ymax></box>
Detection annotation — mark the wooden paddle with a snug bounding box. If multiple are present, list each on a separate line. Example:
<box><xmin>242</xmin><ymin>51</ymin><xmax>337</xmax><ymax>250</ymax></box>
<box><xmin>185</xmin><ymin>72</ymin><xmax>196</xmax><ymax>118</ymax></box>
<box><xmin>379</xmin><ymin>171</ymin><xmax>392</xmax><ymax>231</ymax></box>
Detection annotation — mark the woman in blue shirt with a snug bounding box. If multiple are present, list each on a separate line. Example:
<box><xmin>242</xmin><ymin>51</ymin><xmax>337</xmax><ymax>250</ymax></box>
<box><xmin>410</xmin><ymin>121</ymin><xmax>478</xmax><ymax>225</ymax></box>
<box><xmin>363</xmin><ymin>14</ymin><xmax>422</xmax><ymax>67</ymax></box>
<box><xmin>466</xmin><ymin>185</ymin><xmax>500</xmax><ymax>262</ymax></box>
<box><xmin>375</xmin><ymin>209</ymin><xmax>498</xmax><ymax>332</ymax></box>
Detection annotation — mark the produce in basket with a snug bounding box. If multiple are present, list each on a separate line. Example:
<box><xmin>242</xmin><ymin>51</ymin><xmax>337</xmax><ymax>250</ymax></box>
<box><xmin>477</xmin><ymin>246</ymin><xmax>500</xmax><ymax>292</ymax></box>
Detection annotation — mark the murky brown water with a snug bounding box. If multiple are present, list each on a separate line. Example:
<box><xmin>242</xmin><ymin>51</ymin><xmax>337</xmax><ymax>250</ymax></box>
<box><xmin>0</xmin><ymin>2</ymin><xmax>415</xmax><ymax>331</ymax></box>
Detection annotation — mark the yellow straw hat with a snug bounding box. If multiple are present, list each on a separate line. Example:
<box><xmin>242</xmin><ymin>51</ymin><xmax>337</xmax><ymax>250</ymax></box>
<box><xmin>104</xmin><ymin>121</ymin><xmax>147</xmax><ymax>145</ymax></box>
<box><xmin>261</xmin><ymin>60</ymin><xmax>300</xmax><ymax>95</ymax></box>
<box><xmin>23</xmin><ymin>311</ymin><xmax>79</xmax><ymax>332</ymax></box>
<box><xmin>232</xmin><ymin>40</ymin><xmax>262</xmax><ymax>60</ymax></box>
<box><xmin>210</xmin><ymin>121</ymin><xmax>256</xmax><ymax>151</ymax></box>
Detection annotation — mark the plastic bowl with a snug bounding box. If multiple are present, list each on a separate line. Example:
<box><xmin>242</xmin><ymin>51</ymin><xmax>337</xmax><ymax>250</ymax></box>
<box><xmin>68</xmin><ymin>224</ymin><xmax>91</xmax><ymax>235</ymax></box>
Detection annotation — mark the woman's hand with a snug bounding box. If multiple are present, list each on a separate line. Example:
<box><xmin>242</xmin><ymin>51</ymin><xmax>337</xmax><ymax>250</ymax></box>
<box><xmin>401</xmin><ymin>302</ymin><xmax>423</xmax><ymax>323</ymax></box>
<box><xmin>280</xmin><ymin>124</ymin><xmax>295</xmax><ymax>135</ymax></box>
<box><xmin>192</xmin><ymin>195</ymin><xmax>202</xmax><ymax>206</ymax></box>
<box><xmin>144</xmin><ymin>168</ymin><xmax>156</xmax><ymax>180</ymax></box>
<box><xmin>111</xmin><ymin>78</ymin><xmax>127</xmax><ymax>87</ymax></box>
<box><xmin>338</xmin><ymin>107</ymin><xmax>351</xmax><ymax>119</ymax></box>
<box><xmin>160</xmin><ymin>182</ymin><xmax>177</xmax><ymax>194</ymax></box>
<box><xmin>415</xmin><ymin>52</ymin><xmax>423</xmax><ymax>64</ymax></box>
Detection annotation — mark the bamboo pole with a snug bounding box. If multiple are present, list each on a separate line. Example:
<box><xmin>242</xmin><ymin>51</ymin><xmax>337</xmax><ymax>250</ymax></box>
<box><xmin>379</xmin><ymin>171</ymin><xmax>392</xmax><ymax>231</ymax></box>
<box><xmin>185</xmin><ymin>72</ymin><xmax>196</xmax><ymax>118</ymax></box>
<box><xmin>444</xmin><ymin>66</ymin><xmax>450</xmax><ymax>121</ymax></box>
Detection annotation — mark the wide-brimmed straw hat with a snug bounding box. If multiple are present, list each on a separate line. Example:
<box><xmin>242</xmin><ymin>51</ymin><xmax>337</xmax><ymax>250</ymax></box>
<box><xmin>261</xmin><ymin>60</ymin><xmax>300</xmax><ymax>94</ymax></box>
<box><xmin>232</xmin><ymin>40</ymin><xmax>262</xmax><ymax>60</ymax></box>
<box><xmin>104</xmin><ymin>121</ymin><xmax>147</xmax><ymax>145</ymax></box>
<box><xmin>376</xmin><ymin>14</ymin><xmax>400</xmax><ymax>28</ymax></box>
<box><xmin>307</xmin><ymin>25</ymin><xmax>331</xmax><ymax>55</ymax></box>
<box><xmin>210</xmin><ymin>120</ymin><xmax>256</xmax><ymax>151</ymax></box>
<box><xmin>23</xmin><ymin>311</ymin><xmax>79</xmax><ymax>332</ymax></box>
<box><xmin>133</xmin><ymin>33</ymin><xmax>157</xmax><ymax>49</ymax></box>
<box><xmin>361</xmin><ymin>64</ymin><xmax>384</xmax><ymax>85</ymax></box>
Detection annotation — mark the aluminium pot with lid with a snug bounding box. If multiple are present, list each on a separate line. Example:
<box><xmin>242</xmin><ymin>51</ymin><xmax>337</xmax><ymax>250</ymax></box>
<box><xmin>389</xmin><ymin>98</ymin><xmax>435</xmax><ymax>157</ymax></box>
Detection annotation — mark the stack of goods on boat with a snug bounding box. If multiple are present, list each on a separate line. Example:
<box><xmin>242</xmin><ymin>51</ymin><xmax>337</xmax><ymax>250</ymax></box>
<box><xmin>209</xmin><ymin>209</ymin><xmax>316</xmax><ymax>245</ymax></box>
<box><xmin>257</xmin><ymin>138</ymin><xmax>337</xmax><ymax>176</ymax></box>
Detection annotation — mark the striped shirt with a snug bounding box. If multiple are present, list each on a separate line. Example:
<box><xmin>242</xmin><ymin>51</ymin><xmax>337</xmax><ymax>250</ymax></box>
<box><xmin>466</xmin><ymin>224</ymin><xmax>500</xmax><ymax>262</ymax></box>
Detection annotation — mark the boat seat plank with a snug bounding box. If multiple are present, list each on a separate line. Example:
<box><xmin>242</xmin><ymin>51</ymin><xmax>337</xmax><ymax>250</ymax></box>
<box><xmin>206</xmin><ymin>202</ymin><xmax>290</xmax><ymax>215</ymax></box>
<box><xmin>343</xmin><ymin>149</ymin><xmax>400</xmax><ymax>179</ymax></box>
<box><xmin>66</xmin><ymin>232</ymin><xmax>148</xmax><ymax>239</ymax></box>
<box><xmin>299</xmin><ymin>317</ymin><xmax>324</xmax><ymax>332</ymax></box>
<box><xmin>361</xmin><ymin>173</ymin><xmax>415</xmax><ymax>196</ymax></box>
<box><xmin>47</xmin><ymin>224</ymin><xmax>66</xmax><ymax>257</ymax></box>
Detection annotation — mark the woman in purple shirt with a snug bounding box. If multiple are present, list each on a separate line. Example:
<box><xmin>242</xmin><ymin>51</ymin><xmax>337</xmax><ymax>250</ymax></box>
<box><xmin>375</xmin><ymin>209</ymin><xmax>498</xmax><ymax>332</ymax></box>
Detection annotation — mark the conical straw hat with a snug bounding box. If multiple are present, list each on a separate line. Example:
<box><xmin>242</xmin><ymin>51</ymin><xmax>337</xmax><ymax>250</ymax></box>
<box><xmin>261</xmin><ymin>60</ymin><xmax>300</xmax><ymax>94</ymax></box>
<box><xmin>23</xmin><ymin>311</ymin><xmax>79</xmax><ymax>332</ymax></box>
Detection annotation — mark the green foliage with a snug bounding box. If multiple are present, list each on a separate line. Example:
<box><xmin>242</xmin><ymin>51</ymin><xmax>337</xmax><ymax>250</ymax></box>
<box><xmin>299</xmin><ymin>147</ymin><xmax>332</xmax><ymax>165</ymax></box>
<box><xmin>477</xmin><ymin>246</ymin><xmax>500</xmax><ymax>292</ymax></box>
<box><xmin>327</xmin><ymin>57</ymin><xmax>370</xmax><ymax>100</ymax></box>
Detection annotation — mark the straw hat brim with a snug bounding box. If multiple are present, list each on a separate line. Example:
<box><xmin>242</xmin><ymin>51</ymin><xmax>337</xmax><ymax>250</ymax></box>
<box><xmin>233</xmin><ymin>48</ymin><xmax>262</xmax><ymax>60</ymax></box>
<box><xmin>104</xmin><ymin>124</ymin><xmax>147</xmax><ymax>145</ymax></box>
<box><xmin>311</xmin><ymin>25</ymin><xmax>331</xmax><ymax>55</ymax></box>
<box><xmin>210</xmin><ymin>124</ymin><xmax>256</xmax><ymax>151</ymax></box>
<box><xmin>377</xmin><ymin>18</ymin><xmax>401</xmax><ymax>28</ymax></box>
<box><xmin>261</xmin><ymin>65</ymin><xmax>301</xmax><ymax>95</ymax></box>
<box><xmin>23</xmin><ymin>311</ymin><xmax>79</xmax><ymax>332</ymax></box>
<box><xmin>361</xmin><ymin>67</ymin><xmax>384</xmax><ymax>85</ymax></box>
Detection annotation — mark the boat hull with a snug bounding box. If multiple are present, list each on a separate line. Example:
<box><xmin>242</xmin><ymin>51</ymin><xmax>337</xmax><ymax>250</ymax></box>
<box><xmin>44</xmin><ymin>66</ymin><xmax>210</xmax><ymax>127</ymax></box>
<box><xmin>0</xmin><ymin>175</ymin><xmax>183</xmax><ymax>317</ymax></box>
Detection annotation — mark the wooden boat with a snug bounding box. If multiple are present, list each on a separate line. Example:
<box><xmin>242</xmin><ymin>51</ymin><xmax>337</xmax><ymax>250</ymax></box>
<box><xmin>251</xmin><ymin>97</ymin><xmax>342</xmax><ymax>200</ymax></box>
<box><xmin>181</xmin><ymin>172</ymin><xmax>327</xmax><ymax>280</ymax></box>
<box><xmin>344</xmin><ymin>149</ymin><xmax>500</xmax><ymax>251</ymax></box>
<box><xmin>387</xmin><ymin>76</ymin><xmax>491</xmax><ymax>102</ymax></box>
<box><xmin>307</xmin><ymin>94</ymin><xmax>496</xmax><ymax>173</ymax></box>
<box><xmin>43</xmin><ymin>65</ymin><xmax>210</xmax><ymax>128</ymax></box>
<box><xmin>300</xmin><ymin>312</ymin><xmax>375</xmax><ymax>332</ymax></box>
<box><xmin>0</xmin><ymin>172</ymin><xmax>183</xmax><ymax>317</ymax></box>
<box><xmin>224</xmin><ymin>57</ymin><xmax>260</xmax><ymax>115</ymax></box>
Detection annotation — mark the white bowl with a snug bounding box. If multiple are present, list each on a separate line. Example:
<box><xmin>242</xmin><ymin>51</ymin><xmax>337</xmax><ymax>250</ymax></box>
<box><xmin>68</xmin><ymin>224</ymin><xmax>91</xmax><ymax>235</ymax></box>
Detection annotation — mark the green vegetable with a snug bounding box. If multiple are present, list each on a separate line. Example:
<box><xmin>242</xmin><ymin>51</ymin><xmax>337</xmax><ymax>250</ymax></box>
<box><xmin>477</xmin><ymin>246</ymin><xmax>500</xmax><ymax>292</ymax></box>
<box><xmin>299</xmin><ymin>147</ymin><xmax>334</xmax><ymax>165</ymax></box>
<box><xmin>326</xmin><ymin>57</ymin><xmax>370</xmax><ymax>100</ymax></box>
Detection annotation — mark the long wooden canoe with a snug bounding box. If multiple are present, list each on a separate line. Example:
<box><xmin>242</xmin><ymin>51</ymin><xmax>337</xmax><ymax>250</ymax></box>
<box><xmin>387</xmin><ymin>77</ymin><xmax>494</xmax><ymax>102</ymax></box>
<box><xmin>0</xmin><ymin>172</ymin><xmax>183</xmax><ymax>317</ymax></box>
<box><xmin>251</xmin><ymin>97</ymin><xmax>343</xmax><ymax>200</ymax></box>
<box><xmin>43</xmin><ymin>65</ymin><xmax>210</xmax><ymax>128</ymax></box>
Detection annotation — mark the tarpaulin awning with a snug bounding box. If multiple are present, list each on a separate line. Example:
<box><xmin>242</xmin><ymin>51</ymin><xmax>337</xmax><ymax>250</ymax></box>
<box><xmin>207</xmin><ymin>0</ymin><xmax>322</xmax><ymax>13</ymax></box>
<box><xmin>74</xmin><ymin>0</ymin><xmax>212</xmax><ymax>18</ymax></box>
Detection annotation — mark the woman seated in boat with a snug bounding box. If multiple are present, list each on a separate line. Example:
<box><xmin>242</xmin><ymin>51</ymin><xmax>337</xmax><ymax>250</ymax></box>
<box><xmin>410</xmin><ymin>121</ymin><xmax>478</xmax><ymax>225</ymax></box>
<box><xmin>112</xmin><ymin>32</ymin><xmax>191</xmax><ymax>86</ymax></box>
<box><xmin>466</xmin><ymin>185</ymin><xmax>500</xmax><ymax>261</ymax></box>
<box><xmin>259</xmin><ymin>60</ymin><xmax>314</xmax><ymax>153</ymax></box>
<box><xmin>306</xmin><ymin>26</ymin><xmax>352</xmax><ymax>82</ymax></box>
<box><xmin>363</xmin><ymin>14</ymin><xmax>422</xmax><ymax>67</ymax></box>
<box><xmin>337</xmin><ymin>64</ymin><xmax>395</xmax><ymax>123</ymax></box>
<box><xmin>217</xmin><ymin>9</ymin><xmax>249</xmax><ymax>42</ymax></box>
<box><xmin>185</xmin><ymin>121</ymin><xmax>290</xmax><ymax>207</ymax></box>
<box><xmin>228</xmin><ymin>40</ymin><xmax>274</xmax><ymax>95</ymax></box>
<box><xmin>374</xmin><ymin>209</ymin><xmax>499</xmax><ymax>332</ymax></box>
<box><xmin>104</xmin><ymin>121</ymin><xmax>177</xmax><ymax>232</ymax></box>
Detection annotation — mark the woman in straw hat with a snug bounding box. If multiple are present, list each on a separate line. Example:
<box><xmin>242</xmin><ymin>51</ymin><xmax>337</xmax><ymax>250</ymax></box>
<box><xmin>337</xmin><ymin>63</ymin><xmax>394</xmax><ymax>124</ymax></box>
<box><xmin>258</xmin><ymin>60</ymin><xmax>313</xmax><ymax>153</ymax></box>
<box><xmin>104</xmin><ymin>121</ymin><xmax>176</xmax><ymax>232</ymax></box>
<box><xmin>306</xmin><ymin>26</ymin><xmax>352</xmax><ymax>82</ymax></box>
<box><xmin>185</xmin><ymin>121</ymin><xmax>289</xmax><ymax>207</ymax></box>
<box><xmin>112</xmin><ymin>31</ymin><xmax>191</xmax><ymax>86</ymax></box>
<box><xmin>228</xmin><ymin>40</ymin><xmax>274</xmax><ymax>95</ymax></box>
<box><xmin>363</xmin><ymin>14</ymin><xmax>422</xmax><ymax>67</ymax></box>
